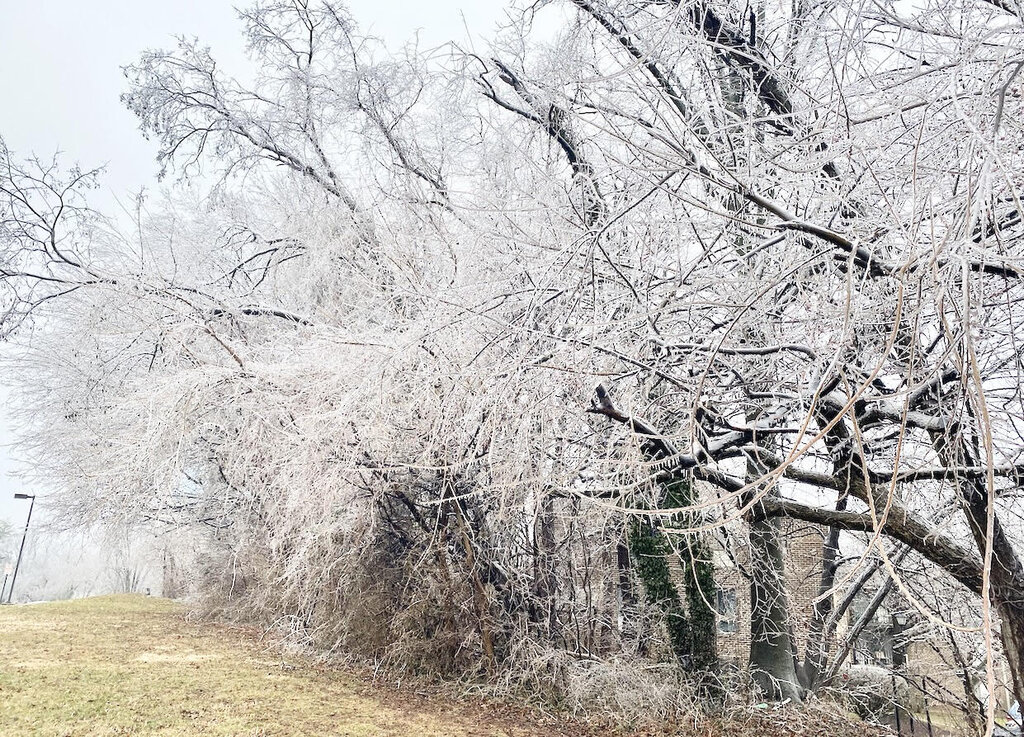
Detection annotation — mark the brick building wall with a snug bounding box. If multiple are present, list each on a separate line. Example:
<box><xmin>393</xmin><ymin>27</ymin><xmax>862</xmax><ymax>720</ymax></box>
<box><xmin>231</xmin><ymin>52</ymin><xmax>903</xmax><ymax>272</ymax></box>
<box><xmin>712</xmin><ymin>519</ymin><xmax>827</xmax><ymax>664</ymax></box>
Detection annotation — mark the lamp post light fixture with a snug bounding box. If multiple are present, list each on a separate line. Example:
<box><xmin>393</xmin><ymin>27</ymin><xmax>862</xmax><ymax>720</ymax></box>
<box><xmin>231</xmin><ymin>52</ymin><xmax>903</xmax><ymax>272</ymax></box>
<box><xmin>7</xmin><ymin>493</ymin><xmax>36</xmax><ymax>604</ymax></box>
<box><xmin>891</xmin><ymin>610</ymin><xmax>910</xmax><ymax>671</ymax></box>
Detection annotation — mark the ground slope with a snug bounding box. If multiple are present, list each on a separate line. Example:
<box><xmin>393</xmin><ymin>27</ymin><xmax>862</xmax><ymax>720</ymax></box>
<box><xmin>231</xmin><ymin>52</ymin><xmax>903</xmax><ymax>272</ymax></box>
<box><xmin>0</xmin><ymin>595</ymin><xmax>540</xmax><ymax>737</ymax></box>
<box><xmin>0</xmin><ymin>595</ymin><xmax>898</xmax><ymax>737</ymax></box>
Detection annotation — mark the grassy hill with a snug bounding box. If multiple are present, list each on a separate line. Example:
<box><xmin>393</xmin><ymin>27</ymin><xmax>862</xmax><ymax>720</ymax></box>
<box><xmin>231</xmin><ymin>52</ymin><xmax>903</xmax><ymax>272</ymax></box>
<box><xmin>0</xmin><ymin>595</ymin><xmax>539</xmax><ymax>736</ymax></box>
<box><xmin>0</xmin><ymin>595</ymin><xmax>899</xmax><ymax>737</ymax></box>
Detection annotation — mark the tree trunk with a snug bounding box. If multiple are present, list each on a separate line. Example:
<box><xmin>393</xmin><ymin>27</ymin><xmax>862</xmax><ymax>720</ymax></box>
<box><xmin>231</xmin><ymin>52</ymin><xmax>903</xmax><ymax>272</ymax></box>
<box><xmin>666</xmin><ymin>478</ymin><xmax>718</xmax><ymax>671</ymax></box>
<box><xmin>1000</xmin><ymin>605</ymin><xmax>1024</xmax><ymax>710</ymax></box>
<box><xmin>586</xmin><ymin>388</ymin><xmax>717</xmax><ymax>670</ymax></box>
<box><xmin>628</xmin><ymin>517</ymin><xmax>692</xmax><ymax>663</ymax></box>
<box><xmin>616</xmin><ymin>540</ymin><xmax>636</xmax><ymax>639</ymax></box>
<box><xmin>962</xmin><ymin>489</ymin><xmax>1024</xmax><ymax>704</ymax></box>
<box><xmin>455</xmin><ymin>506</ymin><xmax>496</xmax><ymax>675</ymax></box>
<box><xmin>748</xmin><ymin>512</ymin><xmax>804</xmax><ymax>702</ymax></box>
<box><xmin>531</xmin><ymin>492</ymin><xmax>559</xmax><ymax>640</ymax></box>
<box><xmin>937</xmin><ymin>433</ymin><xmax>1024</xmax><ymax>704</ymax></box>
<box><xmin>744</xmin><ymin>407</ymin><xmax>802</xmax><ymax>700</ymax></box>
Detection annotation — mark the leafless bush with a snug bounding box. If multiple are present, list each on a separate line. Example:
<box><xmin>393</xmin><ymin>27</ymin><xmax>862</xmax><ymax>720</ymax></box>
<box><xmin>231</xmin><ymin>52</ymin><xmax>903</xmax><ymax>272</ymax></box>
<box><xmin>827</xmin><ymin>665</ymin><xmax>922</xmax><ymax>721</ymax></box>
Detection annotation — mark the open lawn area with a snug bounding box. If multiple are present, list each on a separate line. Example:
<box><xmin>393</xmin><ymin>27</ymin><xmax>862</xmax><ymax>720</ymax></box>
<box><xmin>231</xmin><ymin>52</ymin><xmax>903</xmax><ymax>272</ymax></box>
<box><xmin>0</xmin><ymin>595</ymin><xmax>542</xmax><ymax>737</ymax></box>
<box><xmin>0</xmin><ymin>595</ymin><xmax>906</xmax><ymax>737</ymax></box>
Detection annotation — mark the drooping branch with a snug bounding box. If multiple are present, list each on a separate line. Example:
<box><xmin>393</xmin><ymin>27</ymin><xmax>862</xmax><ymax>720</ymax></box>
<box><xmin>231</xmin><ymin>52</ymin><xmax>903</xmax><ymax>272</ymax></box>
<box><xmin>208</xmin><ymin>306</ymin><xmax>313</xmax><ymax>326</ymax></box>
<box><xmin>754</xmin><ymin>496</ymin><xmax>984</xmax><ymax>595</ymax></box>
<box><xmin>479</xmin><ymin>57</ymin><xmax>607</xmax><ymax>228</ymax></box>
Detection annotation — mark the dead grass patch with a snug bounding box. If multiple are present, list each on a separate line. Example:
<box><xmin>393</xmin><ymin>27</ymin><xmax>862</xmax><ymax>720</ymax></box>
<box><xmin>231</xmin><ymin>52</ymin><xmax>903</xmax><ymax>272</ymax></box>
<box><xmin>0</xmin><ymin>595</ymin><xmax>894</xmax><ymax>737</ymax></box>
<box><xmin>0</xmin><ymin>595</ymin><xmax>544</xmax><ymax>736</ymax></box>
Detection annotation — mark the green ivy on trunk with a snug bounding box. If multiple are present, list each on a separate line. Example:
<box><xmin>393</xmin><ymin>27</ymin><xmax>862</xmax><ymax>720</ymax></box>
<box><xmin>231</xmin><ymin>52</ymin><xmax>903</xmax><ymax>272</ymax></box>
<box><xmin>626</xmin><ymin>476</ymin><xmax>718</xmax><ymax>672</ymax></box>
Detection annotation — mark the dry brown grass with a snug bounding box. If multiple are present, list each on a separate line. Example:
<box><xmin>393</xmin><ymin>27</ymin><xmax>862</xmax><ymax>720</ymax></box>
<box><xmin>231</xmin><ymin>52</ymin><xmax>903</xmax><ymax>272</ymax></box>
<box><xmin>0</xmin><ymin>595</ymin><xmax>543</xmax><ymax>736</ymax></box>
<box><xmin>0</xmin><ymin>594</ymin><xmax>899</xmax><ymax>737</ymax></box>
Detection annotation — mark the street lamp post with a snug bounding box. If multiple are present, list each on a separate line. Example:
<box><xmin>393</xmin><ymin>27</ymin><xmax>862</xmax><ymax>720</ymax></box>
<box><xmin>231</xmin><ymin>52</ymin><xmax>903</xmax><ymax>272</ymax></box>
<box><xmin>7</xmin><ymin>493</ymin><xmax>35</xmax><ymax>604</ymax></box>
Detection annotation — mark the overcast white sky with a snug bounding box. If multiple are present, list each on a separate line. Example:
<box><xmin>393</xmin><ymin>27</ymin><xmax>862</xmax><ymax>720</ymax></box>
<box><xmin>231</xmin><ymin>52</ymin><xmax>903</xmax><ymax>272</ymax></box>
<box><xmin>0</xmin><ymin>1</ymin><xmax>509</xmax><ymax>572</ymax></box>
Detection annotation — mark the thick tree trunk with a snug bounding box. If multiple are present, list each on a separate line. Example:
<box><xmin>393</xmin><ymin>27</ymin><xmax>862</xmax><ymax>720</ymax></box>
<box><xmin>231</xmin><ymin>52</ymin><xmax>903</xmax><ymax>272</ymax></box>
<box><xmin>748</xmin><ymin>512</ymin><xmax>804</xmax><ymax>702</ymax></box>
<box><xmin>961</xmin><ymin>485</ymin><xmax>1024</xmax><ymax>704</ymax></box>
<box><xmin>664</xmin><ymin>477</ymin><xmax>718</xmax><ymax>671</ymax></box>
<box><xmin>937</xmin><ymin>433</ymin><xmax>1024</xmax><ymax>704</ymax></box>
<box><xmin>744</xmin><ymin>405</ymin><xmax>802</xmax><ymax>701</ymax></box>
<box><xmin>1000</xmin><ymin>605</ymin><xmax>1024</xmax><ymax>709</ymax></box>
<box><xmin>628</xmin><ymin>517</ymin><xmax>692</xmax><ymax>662</ymax></box>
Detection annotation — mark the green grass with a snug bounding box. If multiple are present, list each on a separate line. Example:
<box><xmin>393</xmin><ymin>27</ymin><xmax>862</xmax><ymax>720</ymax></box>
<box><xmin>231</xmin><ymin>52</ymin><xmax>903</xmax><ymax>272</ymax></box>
<box><xmin>0</xmin><ymin>595</ymin><xmax>527</xmax><ymax>736</ymax></box>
